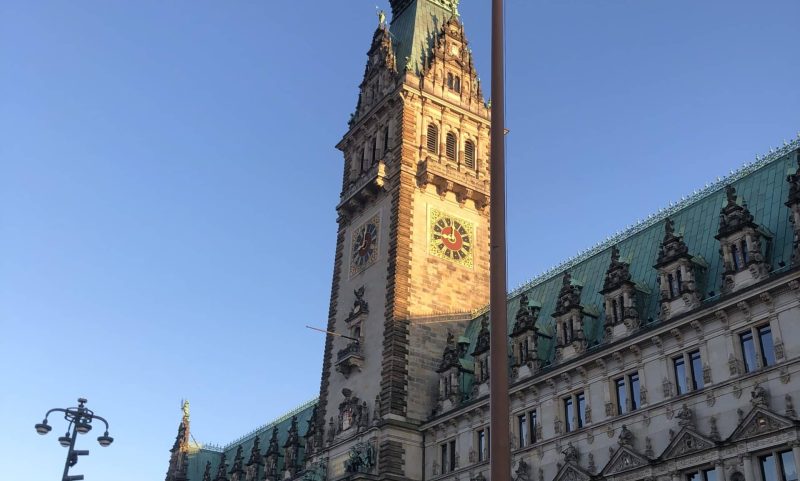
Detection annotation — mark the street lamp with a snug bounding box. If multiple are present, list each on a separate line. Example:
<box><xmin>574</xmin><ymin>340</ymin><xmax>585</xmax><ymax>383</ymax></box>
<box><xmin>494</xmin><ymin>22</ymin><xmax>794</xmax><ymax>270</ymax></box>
<box><xmin>34</xmin><ymin>398</ymin><xmax>113</xmax><ymax>481</ymax></box>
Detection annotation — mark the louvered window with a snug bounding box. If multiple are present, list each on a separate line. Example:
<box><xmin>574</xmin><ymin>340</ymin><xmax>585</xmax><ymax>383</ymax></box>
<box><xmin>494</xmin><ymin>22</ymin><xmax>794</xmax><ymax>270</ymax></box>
<box><xmin>464</xmin><ymin>140</ymin><xmax>476</xmax><ymax>168</ymax></box>
<box><xmin>446</xmin><ymin>133</ymin><xmax>457</xmax><ymax>161</ymax></box>
<box><xmin>426</xmin><ymin>124</ymin><xmax>439</xmax><ymax>153</ymax></box>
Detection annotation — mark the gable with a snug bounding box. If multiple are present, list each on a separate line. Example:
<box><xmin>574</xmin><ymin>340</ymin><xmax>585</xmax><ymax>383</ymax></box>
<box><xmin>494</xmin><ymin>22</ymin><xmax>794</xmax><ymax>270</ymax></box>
<box><xmin>730</xmin><ymin>406</ymin><xmax>795</xmax><ymax>442</ymax></box>
<box><xmin>602</xmin><ymin>446</ymin><xmax>650</xmax><ymax>476</ymax></box>
<box><xmin>554</xmin><ymin>462</ymin><xmax>593</xmax><ymax>481</ymax></box>
<box><xmin>661</xmin><ymin>427</ymin><xmax>717</xmax><ymax>460</ymax></box>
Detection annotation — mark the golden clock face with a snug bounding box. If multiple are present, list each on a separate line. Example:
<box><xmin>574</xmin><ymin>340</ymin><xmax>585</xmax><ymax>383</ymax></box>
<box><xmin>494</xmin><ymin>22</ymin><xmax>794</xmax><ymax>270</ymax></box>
<box><xmin>429</xmin><ymin>208</ymin><xmax>474</xmax><ymax>268</ymax></box>
<box><xmin>350</xmin><ymin>213</ymin><xmax>380</xmax><ymax>277</ymax></box>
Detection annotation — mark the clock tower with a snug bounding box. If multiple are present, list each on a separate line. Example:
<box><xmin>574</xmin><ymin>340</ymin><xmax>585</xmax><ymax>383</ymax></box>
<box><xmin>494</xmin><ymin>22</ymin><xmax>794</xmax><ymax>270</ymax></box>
<box><xmin>314</xmin><ymin>1</ymin><xmax>491</xmax><ymax>478</ymax></box>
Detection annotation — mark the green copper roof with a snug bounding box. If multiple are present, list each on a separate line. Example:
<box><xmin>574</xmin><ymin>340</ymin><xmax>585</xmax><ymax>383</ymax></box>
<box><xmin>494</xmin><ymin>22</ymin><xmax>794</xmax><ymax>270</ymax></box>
<box><xmin>390</xmin><ymin>0</ymin><xmax>459</xmax><ymax>75</ymax></box>
<box><xmin>185</xmin><ymin>399</ymin><xmax>317</xmax><ymax>481</ymax></box>
<box><xmin>459</xmin><ymin>138</ymin><xmax>800</xmax><ymax>395</ymax></box>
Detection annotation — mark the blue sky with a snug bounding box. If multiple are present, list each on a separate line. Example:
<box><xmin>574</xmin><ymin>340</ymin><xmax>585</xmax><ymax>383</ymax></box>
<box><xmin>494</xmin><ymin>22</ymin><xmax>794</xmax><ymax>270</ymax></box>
<box><xmin>1</xmin><ymin>1</ymin><xmax>798</xmax><ymax>479</ymax></box>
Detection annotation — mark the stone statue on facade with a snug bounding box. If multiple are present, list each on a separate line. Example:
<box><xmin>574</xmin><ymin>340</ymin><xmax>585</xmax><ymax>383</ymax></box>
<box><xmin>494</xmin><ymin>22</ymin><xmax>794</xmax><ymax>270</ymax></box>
<box><xmin>676</xmin><ymin>403</ymin><xmax>695</xmax><ymax>428</ymax></box>
<box><xmin>751</xmin><ymin>385</ymin><xmax>769</xmax><ymax>407</ymax></box>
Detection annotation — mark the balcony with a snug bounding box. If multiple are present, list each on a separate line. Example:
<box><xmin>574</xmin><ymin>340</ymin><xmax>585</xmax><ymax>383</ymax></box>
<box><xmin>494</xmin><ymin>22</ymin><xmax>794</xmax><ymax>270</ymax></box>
<box><xmin>337</xmin><ymin>161</ymin><xmax>387</xmax><ymax>217</ymax></box>
<box><xmin>336</xmin><ymin>341</ymin><xmax>365</xmax><ymax>377</ymax></box>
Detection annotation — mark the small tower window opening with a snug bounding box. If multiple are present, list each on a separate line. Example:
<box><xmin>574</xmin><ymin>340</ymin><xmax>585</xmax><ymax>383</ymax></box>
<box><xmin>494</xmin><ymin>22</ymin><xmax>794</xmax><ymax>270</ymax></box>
<box><xmin>617</xmin><ymin>295</ymin><xmax>625</xmax><ymax>319</ymax></box>
<box><xmin>383</xmin><ymin>126</ymin><xmax>390</xmax><ymax>155</ymax></box>
<box><xmin>731</xmin><ymin>243</ymin><xmax>740</xmax><ymax>270</ymax></box>
<box><xmin>454</xmin><ymin>76</ymin><xmax>461</xmax><ymax>93</ymax></box>
<box><xmin>446</xmin><ymin>132</ymin><xmax>457</xmax><ymax>161</ymax></box>
<box><xmin>360</xmin><ymin>147</ymin><xmax>367</xmax><ymax>172</ymax></box>
<box><xmin>611</xmin><ymin>299</ymin><xmax>619</xmax><ymax>323</ymax></box>
<box><xmin>427</xmin><ymin>124</ymin><xmax>439</xmax><ymax>153</ymax></box>
<box><xmin>740</xmin><ymin>239</ymin><xmax>749</xmax><ymax>264</ymax></box>
<box><xmin>464</xmin><ymin>140</ymin><xmax>476</xmax><ymax>169</ymax></box>
<box><xmin>447</xmin><ymin>73</ymin><xmax>454</xmax><ymax>89</ymax></box>
<box><xmin>372</xmin><ymin>137</ymin><xmax>378</xmax><ymax>164</ymax></box>
<box><xmin>668</xmin><ymin>273</ymin><xmax>677</xmax><ymax>298</ymax></box>
<box><xmin>676</xmin><ymin>268</ymin><xmax>683</xmax><ymax>293</ymax></box>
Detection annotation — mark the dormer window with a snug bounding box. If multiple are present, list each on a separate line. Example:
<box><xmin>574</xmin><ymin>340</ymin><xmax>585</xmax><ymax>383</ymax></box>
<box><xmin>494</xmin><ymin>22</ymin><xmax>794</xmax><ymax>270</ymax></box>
<box><xmin>427</xmin><ymin>123</ymin><xmax>439</xmax><ymax>153</ymax></box>
<box><xmin>446</xmin><ymin>132</ymin><xmax>457</xmax><ymax>161</ymax></box>
<box><xmin>654</xmin><ymin>218</ymin><xmax>706</xmax><ymax>320</ymax></box>
<box><xmin>464</xmin><ymin>140</ymin><xmax>476</xmax><ymax>169</ymax></box>
<box><xmin>715</xmin><ymin>185</ymin><xmax>772</xmax><ymax>293</ymax></box>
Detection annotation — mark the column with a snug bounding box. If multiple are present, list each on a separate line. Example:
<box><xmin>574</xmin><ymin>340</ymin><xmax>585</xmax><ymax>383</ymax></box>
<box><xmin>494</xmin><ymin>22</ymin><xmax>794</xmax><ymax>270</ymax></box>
<box><xmin>743</xmin><ymin>455</ymin><xmax>756</xmax><ymax>481</ymax></box>
<box><xmin>791</xmin><ymin>441</ymin><xmax>800</xmax><ymax>477</ymax></box>
<box><xmin>715</xmin><ymin>460</ymin><xmax>727</xmax><ymax>481</ymax></box>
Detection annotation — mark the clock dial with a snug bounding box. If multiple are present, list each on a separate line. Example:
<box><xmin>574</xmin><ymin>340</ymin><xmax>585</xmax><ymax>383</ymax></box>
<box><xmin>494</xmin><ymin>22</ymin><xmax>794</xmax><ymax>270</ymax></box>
<box><xmin>350</xmin><ymin>213</ymin><xmax>380</xmax><ymax>276</ymax></box>
<box><xmin>429</xmin><ymin>208</ymin><xmax>475</xmax><ymax>268</ymax></box>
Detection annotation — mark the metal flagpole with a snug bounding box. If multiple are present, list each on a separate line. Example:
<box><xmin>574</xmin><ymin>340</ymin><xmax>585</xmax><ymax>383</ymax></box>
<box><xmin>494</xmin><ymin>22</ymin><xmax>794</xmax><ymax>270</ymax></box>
<box><xmin>489</xmin><ymin>0</ymin><xmax>510</xmax><ymax>480</ymax></box>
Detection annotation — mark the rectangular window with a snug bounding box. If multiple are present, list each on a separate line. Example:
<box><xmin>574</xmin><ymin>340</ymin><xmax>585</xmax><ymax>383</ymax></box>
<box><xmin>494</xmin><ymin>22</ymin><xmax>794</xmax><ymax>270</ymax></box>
<box><xmin>703</xmin><ymin>468</ymin><xmax>717</xmax><ymax>481</ymax></box>
<box><xmin>564</xmin><ymin>397</ymin><xmax>575</xmax><ymax>432</ymax></box>
<box><xmin>762</xmin><ymin>453</ymin><xmax>779</xmax><ymax>481</ymax></box>
<box><xmin>517</xmin><ymin>414</ymin><xmax>527</xmax><ymax>448</ymax></box>
<box><xmin>441</xmin><ymin>443</ymin><xmax>448</xmax><ymax>473</ymax></box>
<box><xmin>687</xmin><ymin>472</ymin><xmax>701</xmax><ymax>481</ymax></box>
<box><xmin>781</xmin><ymin>451</ymin><xmax>798</xmax><ymax>481</ymax></box>
<box><xmin>690</xmin><ymin>350</ymin><xmax>703</xmax><ymax>390</ymax></box>
<box><xmin>477</xmin><ymin>429</ymin><xmax>486</xmax><ymax>462</ymax></box>
<box><xmin>383</xmin><ymin>126</ymin><xmax>390</xmax><ymax>154</ymax></box>
<box><xmin>529</xmin><ymin>411</ymin><xmax>538</xmax><ymax>444</ymax></box>
<box><xmin>577</xmin><ymin>392</ymin><xmax>586</xmax><ymax>428</ymax></box>
<box><xmin>759</xmin><ymin>325</ymin><xmax>776</xmax><ymax>367</ymax></box>
<box><xmin>616</xmin><ymin>377</ymin><xmax>627</xmax><ymax>414</ymax></box>
<box><xmin>629</xmin><ymin>373</ymin><xmax>641</xmax><ymax>410</ymax></box>
<box><xmin>674</xmin><ymin>356</ymin><xmax>687</xmax><ymax>395</ymax></box>
<box><xmin>741</xmin><ymin>330</ymin><xmax>757</xmax><ymax>373</ymax></box>
<box><xmin>449</xmin><ymin>440</ymin><xmax>456</xmax><ymax>472</ymax></box>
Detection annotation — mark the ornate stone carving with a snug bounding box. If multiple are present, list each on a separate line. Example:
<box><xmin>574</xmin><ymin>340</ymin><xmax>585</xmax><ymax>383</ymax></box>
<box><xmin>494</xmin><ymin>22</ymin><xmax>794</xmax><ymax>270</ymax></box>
<box><xmin>244</xmin><ymin>436</ymin><xmax>263</xmax><ymax>481</ymax></box>
<box><xmin>214</xmin><ymin>453</ymin><xmax>229</xmax><ymax>481</ymax></box>
<box><xmin>202</xmin><ymin>461</ymin><xmax>212</xmax><ymax>481</ymax></box>
<box><xmin>618</xmin><ymin>425</ymin><xmax>634</xmax><ymax>447</ymax></box>
<box><xmin>563</xmin><ymin>442</ymin><xmax>579</xmax><ymax>464</ymax></box>
<box><xmin>750</xmin><ymin>385</ymin><xmax>769</xmax><ymax>408</ymax></box>
<box><xmin>263</xmin><ymin>427</ymin><xmax>281</xmax><ymax>481</ymax></box>
<box><xmin>302</xmin><ymin>458</ymin><xmax>328</xmax><ymax>481</ymax></box>
<box><xmin>676</xmin><ymin>403</ymin><xmax>695</xmax><ymax>428</ymax></box>
<box><xmin>514</xmin><ymin>459</ymin><xmax>530</xmax><ymax>481</ymax></box>
<box><xmin>786</xmin><ymin>394</ymin><xmax>797</xmax><ymax>418</ymax></box>
<box><xmin>282</xmin><ymin>416</ymin><xmax>300</xmax><ymax>477</ymax></box>
<box><xmin>588</xmin><ymin>453</ymin><xmax>596</xmax><ymax>473</ymax></box>
<box><xmin>710</xmin><ymin>416</ymin><xmax>720</xmax><ymax>441</ymax></box>
<box><xmin>344</xmin><ymin>441</ymin><xmax>375</xmax><ymax>474</ymax></box>
<box><xmin>338</xmin><ymin>389</ymin><xmax>368</xmax><ymax>434</ymax></box>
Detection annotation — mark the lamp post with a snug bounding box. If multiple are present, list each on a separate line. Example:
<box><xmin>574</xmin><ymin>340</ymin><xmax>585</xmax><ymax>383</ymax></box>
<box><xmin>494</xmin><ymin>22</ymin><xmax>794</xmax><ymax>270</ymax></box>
<box><xmin>34</xmin><ymin>398</ymin><xmax>114</xmax><ymax>481</ymax></box>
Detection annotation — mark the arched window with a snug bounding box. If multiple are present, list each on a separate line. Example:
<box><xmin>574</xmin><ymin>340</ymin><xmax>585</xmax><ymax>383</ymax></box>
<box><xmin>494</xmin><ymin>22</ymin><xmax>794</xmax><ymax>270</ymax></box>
<box><xmin>426</xmin><ymin>124</ymin><xmax>439</xmax><ymax>153</ymax></box>
<box><xmin>464</xmin><ymin>140</ymin><xmax>476</xmax><ymax>168</ymax></box>
<box><xmin>446</xmin><ymin>132</ymin><xmax>457</xmax><ymax>161</ymax></box>
<box><xmin>454</xmin><ymin>76</ymin><xmax>461</xmax><ymax>93</ymax></box>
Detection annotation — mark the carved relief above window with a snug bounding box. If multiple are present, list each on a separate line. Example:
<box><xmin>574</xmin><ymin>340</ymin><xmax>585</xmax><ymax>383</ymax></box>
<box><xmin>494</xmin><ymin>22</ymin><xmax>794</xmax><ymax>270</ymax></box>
<box><xmin>716</xmin><ymin>185</ymin><xmax>772</xmax><ymax>293</ymax></box>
